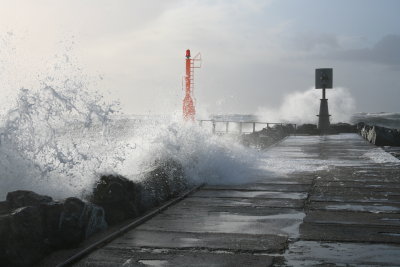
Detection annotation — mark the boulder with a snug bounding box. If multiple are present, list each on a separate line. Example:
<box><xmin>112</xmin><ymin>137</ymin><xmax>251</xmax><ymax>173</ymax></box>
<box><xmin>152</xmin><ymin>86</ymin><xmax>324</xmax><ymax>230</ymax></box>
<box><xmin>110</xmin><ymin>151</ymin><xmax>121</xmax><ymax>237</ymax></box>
<box><xmin>242</xmin><ymin>124</ymin><xmax>294</xmax><ymax>148</ymax></box>
<box><xmin>91</xmin><ymin>175</ymin><xmax>141</xmax><ymax>225</ymax></box>
<box><xmin>366</xmin><ymin>125</ymin><xmax>400</xmax><ymax>146</ymax></box>
<box><xmin>296</xmin><ymin>124</ymin><xmax>319</xmax><ymax>135</ymax></box>
<box><xmin>330</xmin><ymin>123</ymin><xmax>357</xmax><ymax>133</ymax></box>
<box><xmin>360</xmin><ymin>124</ymin><xmax>372</xmax><ymax>139</ymax></box>
<box><xmin>42</xmin><ymin>201</ymin><xmax>64</xmax><ymax>247</ymax></box>
<box><xmin>57</xmin><ymin>197</ymin><xmax>107</xmax><ymax>247</ymax></box>
<box><xmin>356</xmin><ymin>122</ymin><xmax>365</xmax><ymax>131</ymax></box>
<box><xmin>140</xmin><ymin>159</ymin><xmax>187</xmax><ymax>210</ymax></box>
<box><xmin>6</xmin><ymin>190</ymin><xmax>52</xmax><ymax>209</ymax></box>
<box><xmin>91</xmin><ymin>160</ymin><xmax>187</xmax><ymax>225</ymax></box>
<box><xmin>0</xmin><ymin>190</ymin><xmax>107</xmax><ymax>266</ymax></box>
<box><xmin>0</xmin><ymin>206</ymin><xmax>48</xmax><ymax>267</ymax></box>
<box><xmin>0</xmin><ymin>201</ymin><xmax>9</xmax><ymax>214</ymax></box>
<box><xmin>358</xmin><ymin>124</ymin><xmax>400</xmax><ymax>147</ymax></box>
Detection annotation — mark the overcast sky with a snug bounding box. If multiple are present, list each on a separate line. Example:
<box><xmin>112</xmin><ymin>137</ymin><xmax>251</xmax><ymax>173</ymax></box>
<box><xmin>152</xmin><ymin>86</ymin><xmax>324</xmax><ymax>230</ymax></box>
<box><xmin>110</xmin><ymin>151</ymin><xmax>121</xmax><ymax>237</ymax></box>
<box><xmin>0</xmin><ymin>0</ymin><xmax>399</xmax><ymax>117</ymax></box>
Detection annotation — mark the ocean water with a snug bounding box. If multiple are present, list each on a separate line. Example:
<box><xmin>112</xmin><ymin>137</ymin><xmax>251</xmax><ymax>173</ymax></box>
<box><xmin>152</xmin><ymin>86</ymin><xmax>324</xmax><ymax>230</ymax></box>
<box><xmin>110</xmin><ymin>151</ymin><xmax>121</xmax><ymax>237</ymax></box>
<box><xmin>351</xmin><ymin>112</ymin><xmax>400</xmax><ymax>129</ymax></box>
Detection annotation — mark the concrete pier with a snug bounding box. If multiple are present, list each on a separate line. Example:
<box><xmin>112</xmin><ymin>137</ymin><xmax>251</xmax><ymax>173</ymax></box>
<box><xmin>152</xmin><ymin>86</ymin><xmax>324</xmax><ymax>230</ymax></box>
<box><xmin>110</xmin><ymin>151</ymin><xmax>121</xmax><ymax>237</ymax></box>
<box><xmin>74</xmin><ymin>134</ymin><xmax>400</xmax><ymax>266</ymax></box>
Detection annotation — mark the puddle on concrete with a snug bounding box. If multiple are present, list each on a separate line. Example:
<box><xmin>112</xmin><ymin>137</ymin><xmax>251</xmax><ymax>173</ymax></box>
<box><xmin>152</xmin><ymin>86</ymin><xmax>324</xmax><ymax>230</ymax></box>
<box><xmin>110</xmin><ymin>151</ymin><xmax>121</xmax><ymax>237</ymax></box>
<box><xmin>215</xmin><ymin>212</ymin><xmax>305</xmax><ymax>222</ymax></box>
<box><xmin>202</xmin><ymin>190</ymin><xmax>308</xmax><ymax>200</ymax></box>
<box><xmin>137</xmin><ymin>260</ymin><xmax>169</xmax><ymax>266</ymax></box>
<box><xmin>381</xmin><ymin>218</ymin><xmax>400</xmax><ymax>222</ymax></box>
<box><xmin>251</xmin><ymin>191</ymin><xmax>307</xmax><ymax>199</ymax></box>
<box><xmin>324</xmin><ymin>204</ymin><xmax>400</xmax><ymax>213</ymax></box>
<box><xmin>212</xmin><ymin>212</ymin><xmax>306</xmax><ymax>238</ymax></box>
<box><xmin>280</xmin><ymin>241</ymin><xmax>400</xmax><ymax>266</ymax></box>
<box><xmin>380</xmin><ymin>232</ymin><xmax>400</xmax><ymax>237</ymax></box>
<box><xmin>259</xmin><ymin>134</ymin><xmax>400</xmax><ymax>179</ymax></box>
<box><xmin>363</xmin><ymin>148</ymin><xmax>400</xmax><ymax>164</ymax></box>
<box><xmin>179</xmin><ymin>237</ymin><xmax>200</xmax><ymax>246</ymax></box>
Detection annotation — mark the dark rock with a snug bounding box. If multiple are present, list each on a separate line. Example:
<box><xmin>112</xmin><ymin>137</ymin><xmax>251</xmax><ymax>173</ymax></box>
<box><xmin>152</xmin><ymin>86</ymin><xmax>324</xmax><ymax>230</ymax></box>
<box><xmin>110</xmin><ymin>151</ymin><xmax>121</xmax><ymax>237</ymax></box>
<box><xmin>0</xmin><ymin>206</ymin><xmax>48</xmax><ymax>267</ymax></box>
<box><xmin>0</xmin><ymin>201</ymin><xmax>9</xmax><ymax>215</ymax></box>
<box><xmin>0</xmin><ymin>190</ymin><xmax>107</xmax><ymax>266</ymax></box>
<box><xmin>141</xmin><ymin>159</ymin><xmax>187</xmax><ymax>211</ymax></box>
<box><xmin>365</xmin><ymin>125</ymin><xmax>400</xmax><ymax>146</ymax></box>
<box><xmin>42</xmin><ymin>201</ymin><xmax>64</xmax><ymax>247</ymax></box>
<box><xmin>91</xmin><ymin>175</ymin><xmax>141</xmax><ymax>225</ymax></box>
<box><xmin>294</xmin><ymin>123</ymin><xmax>358</xmax><ymax>135</ymax></box>
<box><xmin>330</xmin><ymin>123</ymin><xmax>357</xmax><ymax>133</ymax></box>
<box><xmin>356</xmin><ymin>122</ymin><xmax>365</xmax><ymax>130</ymax></box>
<box><xmin>57</xmin><ymin>197</ymin><xmax>107</xmax><ymax>247</ymax></box>
<box><xmin>242</xmin><ymin>124</ymin><xmax>294</xmax><ymax>148</ymax></box>
<box><xmin>360</xmin><ymin>124</ymin><xmax>372</xmax><ymax>139</ymax></box>
<box><xmin>296</xmin><ymin>124</ymin><xmax>319</xmax><ymax>135</ymax></box>
<box><xmin>358</xmin><ymin>123</ymin><xmax>400</xmax><ymax>147</ymax></box>
<box><xmin>91</xmin><ymin>160</ymin><xmax>188</xmax><ymax>225</ymax></box>
<box><xmin>6</xmin><ymin>190</ymin><xmax>53</xmax><ymax>209</ymax></box>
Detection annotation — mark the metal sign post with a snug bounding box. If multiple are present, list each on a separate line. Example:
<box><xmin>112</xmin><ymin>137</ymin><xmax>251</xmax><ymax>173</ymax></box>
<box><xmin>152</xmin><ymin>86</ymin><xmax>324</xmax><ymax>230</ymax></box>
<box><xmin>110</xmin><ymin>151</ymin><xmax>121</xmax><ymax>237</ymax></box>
<box><xmin>315</xmin><ymin>68</ymin><xmax>333</xmax><ymax>134</ymax></box>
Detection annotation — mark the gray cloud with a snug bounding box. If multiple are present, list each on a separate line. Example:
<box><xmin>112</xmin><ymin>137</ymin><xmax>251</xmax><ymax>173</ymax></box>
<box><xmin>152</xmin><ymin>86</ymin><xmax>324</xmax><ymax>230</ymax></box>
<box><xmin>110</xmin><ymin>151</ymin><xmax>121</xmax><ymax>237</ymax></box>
<box><xmin>331</xmin><ymin>35</ymin><xmax>400</xmax><ymax>68</ymax></box>
<box><xmin>292</xmin><ymin>32</ymin><xmax>340</xmax><ymax>51</ymax></box>
<box><xmin>0</xmin><ymin>1</ymin><xmax>399</xmax><ymax>115</ymax></box>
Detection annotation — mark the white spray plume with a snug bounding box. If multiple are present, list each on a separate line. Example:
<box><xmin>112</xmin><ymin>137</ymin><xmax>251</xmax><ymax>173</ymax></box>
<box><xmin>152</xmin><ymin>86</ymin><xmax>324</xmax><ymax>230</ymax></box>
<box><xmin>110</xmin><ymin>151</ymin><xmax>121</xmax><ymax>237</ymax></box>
<box><xmin>257</xmin><ymin>87</ymin><xmax>356</xmax><ymax>124</ymax></box>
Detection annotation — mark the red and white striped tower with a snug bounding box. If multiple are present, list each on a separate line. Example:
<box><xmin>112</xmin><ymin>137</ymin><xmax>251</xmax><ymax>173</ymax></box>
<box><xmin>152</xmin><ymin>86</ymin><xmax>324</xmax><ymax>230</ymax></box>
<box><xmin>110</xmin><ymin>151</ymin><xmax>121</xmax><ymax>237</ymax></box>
<box><xmin>183</xmin><ymin>49</ymin><xmax>201</xmax><ymax>121</ymax></box>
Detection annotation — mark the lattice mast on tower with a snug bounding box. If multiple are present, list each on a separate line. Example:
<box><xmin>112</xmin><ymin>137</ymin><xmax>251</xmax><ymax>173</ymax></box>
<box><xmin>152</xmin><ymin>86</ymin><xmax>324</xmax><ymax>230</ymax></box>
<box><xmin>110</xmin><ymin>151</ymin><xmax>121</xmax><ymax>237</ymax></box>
<box><xmin>183</xmin><ymin>49</ymin><xmax>201</xmax><ymax>121</ymax></box>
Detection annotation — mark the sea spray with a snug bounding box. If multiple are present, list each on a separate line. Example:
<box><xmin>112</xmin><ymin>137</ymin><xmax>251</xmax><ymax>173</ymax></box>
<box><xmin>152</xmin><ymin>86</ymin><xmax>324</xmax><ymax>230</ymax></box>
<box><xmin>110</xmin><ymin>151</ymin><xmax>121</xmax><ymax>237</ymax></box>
<box><xmin>0</xmin><ymin>34</ymin><xmax>301</xmax><ymax>201</ymax></box>
<box><xmin>121</xmin><ymin>122</ymin><xmax>267</xmax><ymax>185</ymax></box>
<box><xmin>0</xmin><ymin>54</ymin><xmax>266</xmax><ymax>199</ymax></box>
<box><xmin>351</xmin><ymin>112</ymin><xmax>400</xmax><ymax>129</ymax></box>
<box><xmin>256</xmin><ymin>87</ymin><xmax>356</xmax><ymax>124</ymax></box>
<box><xmin>0</xmin><ymin>107</ymin><xmax>267</xmax><ymax>200</ymax></box>
<box><xmin>0</xmin><ymin>69</ymin><xmax>266</xmax><ymax>199</ymax></box>
<box><xmin>0</xmin><ymin>83</ymin><xmax>126</xmax><ymax>199</ymax></box>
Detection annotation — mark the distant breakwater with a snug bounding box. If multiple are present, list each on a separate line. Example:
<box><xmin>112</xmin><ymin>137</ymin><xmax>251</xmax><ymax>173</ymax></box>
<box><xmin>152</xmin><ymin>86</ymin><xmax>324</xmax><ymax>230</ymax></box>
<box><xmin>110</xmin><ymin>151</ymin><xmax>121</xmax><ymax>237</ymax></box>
<box><xmin>358</xmin><ymin>123</ymin><xmax>400</xmax><ymax>147</ymax></box>
<box><xmin>241</xmin><ymin>124</ymin><xmax>295</xmax><ymax>149</ymax></box>
<box><xmin>358</xmin><ymin>123</ymin><xmax>400</xmax><ymax>159</ymax></box>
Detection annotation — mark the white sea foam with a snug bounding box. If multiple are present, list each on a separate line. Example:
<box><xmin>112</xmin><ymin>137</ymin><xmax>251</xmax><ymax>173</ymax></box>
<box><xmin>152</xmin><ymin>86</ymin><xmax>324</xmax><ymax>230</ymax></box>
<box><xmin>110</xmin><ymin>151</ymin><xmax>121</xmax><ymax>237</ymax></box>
<box><xmin>0</xmin><ymin>83</ymin><xmax>395</xmax><ymax>201</ymax></box>
<box><xmin>256</xmin><ymin>87</ymin><xmax>356</xmax><ymax>124</ymax></box>
<box><xmin>0</xmin><ymin>67</ymin><xmax>266</xmax><ymax>200</ymax></box>
<box><xmin>363</xmin><ymin>147</ymin><xmax>400</xmax><ymax>163</ymax></box>
<box><xmin>0</xmin><ymin>106</ymin><xmax>267</xmax><ymax>200</ymax></box>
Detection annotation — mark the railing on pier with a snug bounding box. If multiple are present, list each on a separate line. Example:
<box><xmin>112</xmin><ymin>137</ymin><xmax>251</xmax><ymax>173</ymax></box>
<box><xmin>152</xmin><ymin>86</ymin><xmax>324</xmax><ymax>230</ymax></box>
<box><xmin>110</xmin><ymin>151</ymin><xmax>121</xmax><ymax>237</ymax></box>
<box><xmin>198</xmin><ymin>120</ymin><xmax>297</xmax><ymax>135</ymax></box>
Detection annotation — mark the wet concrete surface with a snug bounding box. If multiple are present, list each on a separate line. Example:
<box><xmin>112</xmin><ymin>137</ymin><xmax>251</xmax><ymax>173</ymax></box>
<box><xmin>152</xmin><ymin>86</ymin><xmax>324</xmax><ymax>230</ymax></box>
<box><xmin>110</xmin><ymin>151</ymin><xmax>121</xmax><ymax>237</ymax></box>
<box><xmin>74</xmin><ymin>134</ymin><xmax>400</xmax><ymax>266</ymax></box>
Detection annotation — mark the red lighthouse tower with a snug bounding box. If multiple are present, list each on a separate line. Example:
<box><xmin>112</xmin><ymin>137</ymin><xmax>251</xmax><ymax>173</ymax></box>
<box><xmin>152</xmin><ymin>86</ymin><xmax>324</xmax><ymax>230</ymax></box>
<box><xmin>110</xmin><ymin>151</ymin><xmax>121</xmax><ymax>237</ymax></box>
<box><xmin>183</xmin><ymin>49</ymin><xmax>201</xmax><ymax>121</ymax></box>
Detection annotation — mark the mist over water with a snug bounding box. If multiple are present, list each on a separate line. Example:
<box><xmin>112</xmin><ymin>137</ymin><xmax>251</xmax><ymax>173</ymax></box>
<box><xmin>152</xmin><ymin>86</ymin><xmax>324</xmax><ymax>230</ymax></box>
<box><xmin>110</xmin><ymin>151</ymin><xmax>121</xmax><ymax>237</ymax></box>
<box><xmin>256</xmin><ymin>87</ymin><xmax>356</xmax><ymax>124</ymax></box>
<box><xmin>351</xmin><ymin>112</ymin><xmax>400</xmax><ymax>129</ymax></box>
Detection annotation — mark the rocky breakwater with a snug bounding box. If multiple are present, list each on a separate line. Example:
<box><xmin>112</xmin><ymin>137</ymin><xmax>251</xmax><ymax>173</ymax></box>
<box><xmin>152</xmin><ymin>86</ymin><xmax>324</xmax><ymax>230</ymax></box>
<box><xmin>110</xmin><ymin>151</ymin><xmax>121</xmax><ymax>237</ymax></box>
<box><xmin>90</xmin><ymin>159</ymin><xmax>187</xmax><ymax>226</ymax></box>
<box><xmin>0</xmin><ymin>159</ymin><xmax>188</xmax><ymax>266</ymax></box>
<box><xmin>242</xmin><ymin>124</ymin><xmax>295</xmax><ymax>148</ymax></box>
<box><xmin>0</xmin><ymin>191</ymin><xmax>107</xmax><ymax>266</ymax></box>
<box><xmin>358</xmin><ymin>123</ymin><xmax>400</xmax><ymax>147</ymax></box>
<box><xmin>296</xmin><ymin>123</ymin><xmax>357</xmax><ymax>135</ymax></box>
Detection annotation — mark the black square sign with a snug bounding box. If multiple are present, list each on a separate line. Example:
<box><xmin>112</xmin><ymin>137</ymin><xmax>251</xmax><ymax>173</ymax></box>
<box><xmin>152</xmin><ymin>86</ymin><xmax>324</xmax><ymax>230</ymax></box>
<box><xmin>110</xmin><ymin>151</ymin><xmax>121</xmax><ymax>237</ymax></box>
<box><xmin>315</xmin><ymin>68</ymin><xmax>333</xmax><ymax>89</ymax></box>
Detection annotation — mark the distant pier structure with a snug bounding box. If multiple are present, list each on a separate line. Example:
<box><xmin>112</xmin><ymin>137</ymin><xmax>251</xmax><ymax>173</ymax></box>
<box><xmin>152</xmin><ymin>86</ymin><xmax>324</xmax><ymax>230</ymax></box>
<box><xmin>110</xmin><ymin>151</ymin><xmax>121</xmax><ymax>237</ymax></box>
<box><xmin>315</xmin><ymin>68</ymin><xmax>333</xmax><ymax>134</ymax></box>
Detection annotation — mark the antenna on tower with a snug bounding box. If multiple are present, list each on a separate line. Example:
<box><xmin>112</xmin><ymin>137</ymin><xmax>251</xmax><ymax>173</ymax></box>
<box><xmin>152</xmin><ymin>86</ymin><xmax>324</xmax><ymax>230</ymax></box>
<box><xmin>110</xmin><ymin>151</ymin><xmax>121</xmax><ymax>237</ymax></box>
<box><xmin>183</xmin><ymin>49</ymin><xmax>201</xmax><ymax>121</ymax></box>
